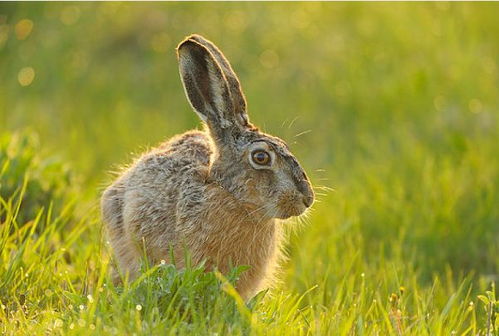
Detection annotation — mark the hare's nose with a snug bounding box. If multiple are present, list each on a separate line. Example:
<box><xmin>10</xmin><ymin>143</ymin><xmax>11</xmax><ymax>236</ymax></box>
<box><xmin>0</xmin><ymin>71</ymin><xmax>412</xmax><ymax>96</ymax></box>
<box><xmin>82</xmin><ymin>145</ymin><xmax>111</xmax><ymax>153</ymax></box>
<box><xmin>296</xmin><ymin>179</ymin><xmax>314</xmax><ymax>208</ymax></box>
<box><xmin>302</xmin><ymin>194</ymin><xmax>314</xmax><ymax>208</ymax></box>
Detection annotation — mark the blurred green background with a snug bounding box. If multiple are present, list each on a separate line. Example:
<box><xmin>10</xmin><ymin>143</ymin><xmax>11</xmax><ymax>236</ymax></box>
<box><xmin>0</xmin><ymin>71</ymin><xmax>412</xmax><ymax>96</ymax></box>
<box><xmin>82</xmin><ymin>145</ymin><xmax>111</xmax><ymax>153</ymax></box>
<box><xmin>1</xmin><ymin>1</ymin><xmax>498</xmax><ymax>295</ymax></box>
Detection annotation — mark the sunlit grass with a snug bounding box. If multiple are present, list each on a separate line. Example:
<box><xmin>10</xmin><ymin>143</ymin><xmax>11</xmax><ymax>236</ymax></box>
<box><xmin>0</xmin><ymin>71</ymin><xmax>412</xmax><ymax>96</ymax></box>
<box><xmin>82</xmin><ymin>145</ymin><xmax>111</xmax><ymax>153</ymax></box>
<box><xmin>0</xmin><ymin>174</ymin><xmax>495</xmax><ymax>334</ymax></box>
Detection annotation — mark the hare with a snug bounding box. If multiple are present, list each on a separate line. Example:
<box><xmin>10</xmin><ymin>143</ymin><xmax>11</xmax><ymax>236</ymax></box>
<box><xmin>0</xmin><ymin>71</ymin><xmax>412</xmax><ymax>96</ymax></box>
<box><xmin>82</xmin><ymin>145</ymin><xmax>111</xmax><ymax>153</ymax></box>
<box><xmin>101</xmin><ymin>34</ymin><xmax>314</xmax><ymax>299</ymax></box>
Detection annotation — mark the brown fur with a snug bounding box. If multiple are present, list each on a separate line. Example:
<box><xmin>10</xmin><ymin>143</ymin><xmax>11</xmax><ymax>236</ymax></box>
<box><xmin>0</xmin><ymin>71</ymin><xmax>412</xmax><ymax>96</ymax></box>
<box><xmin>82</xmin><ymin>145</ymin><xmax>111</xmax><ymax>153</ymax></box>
<box><xmin>101</xmin><ymin>35</ymin><xmax>314</xmax><ymax>299</ymax></box>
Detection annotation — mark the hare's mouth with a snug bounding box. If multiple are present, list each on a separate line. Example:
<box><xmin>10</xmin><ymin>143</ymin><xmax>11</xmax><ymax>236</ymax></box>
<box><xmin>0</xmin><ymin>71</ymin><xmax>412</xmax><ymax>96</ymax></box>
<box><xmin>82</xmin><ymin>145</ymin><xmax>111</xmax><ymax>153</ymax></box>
<box><xmin>275</xmin><ymin>194</ymin><xmax>309</xmax><ymax>219</ymax></box>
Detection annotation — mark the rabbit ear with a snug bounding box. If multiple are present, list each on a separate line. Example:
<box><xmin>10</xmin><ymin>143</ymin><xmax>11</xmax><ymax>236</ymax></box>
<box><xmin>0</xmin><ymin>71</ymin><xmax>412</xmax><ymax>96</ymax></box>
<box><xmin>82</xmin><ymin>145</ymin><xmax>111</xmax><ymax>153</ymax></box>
<box><xmin>177</xmin><ymin>35</ymin><xmax>250</xmax><ymax>142</ymax></box>
<box><xmin>186</xmin><ymin>35</ymin><xmax>249</xmax><ymax>127</ymax></box>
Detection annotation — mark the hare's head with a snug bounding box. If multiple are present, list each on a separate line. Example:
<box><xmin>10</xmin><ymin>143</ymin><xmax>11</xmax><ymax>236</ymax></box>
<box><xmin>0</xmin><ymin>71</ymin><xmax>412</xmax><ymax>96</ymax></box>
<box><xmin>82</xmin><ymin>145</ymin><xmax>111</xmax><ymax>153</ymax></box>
<box><xmin>177</xmin><ymin>34</ymin><xmax>314</xmax><ymax>220</ymax></box>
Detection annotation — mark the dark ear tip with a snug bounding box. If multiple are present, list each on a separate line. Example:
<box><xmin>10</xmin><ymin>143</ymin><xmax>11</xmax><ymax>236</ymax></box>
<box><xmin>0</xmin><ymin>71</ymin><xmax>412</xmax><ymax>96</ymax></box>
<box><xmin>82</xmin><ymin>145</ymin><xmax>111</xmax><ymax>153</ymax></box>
<box><xmin>176</xmin><ymin>34</ymin><xmax>209</xmax><ymax>52</ymax></box>
<box><xmin>176</xmin><ymin>41</ymin><xmax>200</xmax><ymax>61</ymax></box>
<box><xmin>186</xmin><ymin>33</ymin><xmax>205</xmax><ymax>40</ymax></box>
<box><xmin>186</xmin><ymin>34</ymin><xmax>210</xmax><ymax>45</ymax></box>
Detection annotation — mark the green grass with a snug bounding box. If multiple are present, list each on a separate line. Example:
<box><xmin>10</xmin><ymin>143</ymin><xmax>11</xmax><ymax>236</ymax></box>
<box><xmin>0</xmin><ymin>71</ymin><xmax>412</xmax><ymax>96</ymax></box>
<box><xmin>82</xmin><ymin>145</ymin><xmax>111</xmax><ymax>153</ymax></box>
<box><xmin>1</xmin><ymin>2</ymin><xmax>498</xmax><ymax>335</ymax></box>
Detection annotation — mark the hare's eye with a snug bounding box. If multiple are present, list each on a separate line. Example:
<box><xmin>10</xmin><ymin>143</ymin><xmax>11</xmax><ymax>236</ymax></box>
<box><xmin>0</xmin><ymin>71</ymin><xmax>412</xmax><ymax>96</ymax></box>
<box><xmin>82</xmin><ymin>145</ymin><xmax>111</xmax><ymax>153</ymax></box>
<box><xmin>251</xmin><ymin>150</ymin><xmax>271</xmax><ymax>166</ymax></box>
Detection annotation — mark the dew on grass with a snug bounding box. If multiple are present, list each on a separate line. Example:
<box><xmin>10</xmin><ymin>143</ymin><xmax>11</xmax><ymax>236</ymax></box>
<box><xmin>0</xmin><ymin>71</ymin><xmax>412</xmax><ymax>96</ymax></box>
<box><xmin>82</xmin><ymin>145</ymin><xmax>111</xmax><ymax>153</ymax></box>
<box><xmin>79</xmin><ymin>304</ymin><xmax>85</xmax><ymax>311</ymax></box>
<box><xmin>15</xmin><ymin>19</ymin><xmax>33</xmax><ymax>40</ymax></box>
<box><xmin>60</xmin><ymin>6</ymin><xmax>81</xmax><ymax>26</ymax></box>
<box><xmin>468</xmin><ymin>301</ymin><xmax>474</xmax><ymax>311</ymax></box>
<box><xmin>260</xmin><ymin>49</ymin><xmax>279</xmax><ymax>69</ymax></box>
<box><xmin>469</xmin><ymin>99</ymin><xmax>483</xmax><ymax>114</ymax></box>
<box><xmin>389</xmin><ymin>293</ymin><xmax>399</xmax><ymax>305</ymax></box>
<box><xmin>18</xmin><ymin>67</ymin><xmax>35</xmax><ymax>86</ymax></box>
<box><xmin>135</xmin><ymin>304</ymin><xmax>142</xmax><ymax>311</ymax></box>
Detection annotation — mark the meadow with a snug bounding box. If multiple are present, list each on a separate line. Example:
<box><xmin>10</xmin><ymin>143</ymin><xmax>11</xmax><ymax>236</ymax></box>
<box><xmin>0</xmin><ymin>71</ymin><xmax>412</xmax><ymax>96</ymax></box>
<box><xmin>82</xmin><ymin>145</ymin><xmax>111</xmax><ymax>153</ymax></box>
<box><xmin>0</xmin><ymin>2</ymin><xmax>498</xmax><ymax>335</ymax></box>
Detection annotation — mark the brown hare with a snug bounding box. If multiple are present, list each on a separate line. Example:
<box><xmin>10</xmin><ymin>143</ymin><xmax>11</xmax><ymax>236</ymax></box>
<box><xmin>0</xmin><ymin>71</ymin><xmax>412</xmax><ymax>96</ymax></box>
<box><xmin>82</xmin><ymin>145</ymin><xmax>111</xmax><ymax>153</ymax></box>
<box><xmin>101</xmin><ymin>34</ymin><xmax>314</xmax><ymax>299</ymax></box>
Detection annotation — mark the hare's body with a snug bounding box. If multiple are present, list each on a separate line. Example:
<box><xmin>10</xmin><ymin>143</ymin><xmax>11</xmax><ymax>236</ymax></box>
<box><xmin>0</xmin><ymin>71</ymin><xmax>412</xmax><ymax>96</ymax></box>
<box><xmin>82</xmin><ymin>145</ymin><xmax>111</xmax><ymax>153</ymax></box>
<box><xmin>103</xmin><ymin>131</ymin><xmax>280</xmax><ymax>297</ymax></box>
<box><xmin>102</xmin><ymin>35</ymin><xmax>313</xmax><ymax>299</ymax></box>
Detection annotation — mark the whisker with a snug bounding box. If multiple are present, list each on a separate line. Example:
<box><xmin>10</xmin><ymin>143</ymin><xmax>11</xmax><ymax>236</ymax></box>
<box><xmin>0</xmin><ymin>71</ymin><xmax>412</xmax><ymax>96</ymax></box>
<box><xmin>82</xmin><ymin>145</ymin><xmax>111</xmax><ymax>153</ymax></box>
<box><xmin>313</xmin><ymin>185</ymin><xmax>335</xmax><ymax>192</ymax></box>
<box><xmin>281</xmin><ymin>118</ymin><xmax>289</xmax><ymax>129</ymax></box>
<box><xmin>294</xmin><ymin>130</ymin><xmax>312</xmax><ymax>138</ymax></box>
<box><xmin>288</xmin><ymin>116</ymin><xmax>300</xmax><ymax>129</ymax></box>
